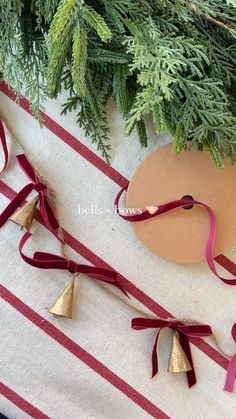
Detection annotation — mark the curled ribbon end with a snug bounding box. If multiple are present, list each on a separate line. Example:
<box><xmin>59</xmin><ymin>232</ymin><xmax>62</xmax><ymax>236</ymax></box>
<box><xmin>224</xmin><ymin>353</ymin><xmax>236</xmax><ymax>393</ymax></box>
<box><xmin>188</xmin><ymin>381</ymin><xmax>196</xmax><ymax>389</ymax></box>
<box><xmin>223</xmin><ymin>384</ymin><xmax>234</xmax><ymax>393</ymax></box>
<box><xmin>232</xmin><ymin>323</ymin><xmax>236</xmax><ymax>342</ymax></box>
<box><xmin>123</xmin><ymin>289</ymin><xmax>130</xmax><ymax>299</ymax></box>
<box><xmin>151</xmin><ymin>371</ymin><xmax>157</xmax><ymax>379</ymax></box>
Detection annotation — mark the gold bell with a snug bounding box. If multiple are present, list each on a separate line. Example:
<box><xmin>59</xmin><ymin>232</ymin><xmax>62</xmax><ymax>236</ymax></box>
<box><xmin>49</xmin><ymin>278</ymin><xmax>75</xmax><ymax>319</ymax></box>
<box><xmin>168</xmin><ymin>331</ymin><xmax>192</xmax><ymax>373</ymax></box>
<box><xmin>9</xmin><ymin>196</ymin><xmax>38</xmax><ymax>230</ymax></box>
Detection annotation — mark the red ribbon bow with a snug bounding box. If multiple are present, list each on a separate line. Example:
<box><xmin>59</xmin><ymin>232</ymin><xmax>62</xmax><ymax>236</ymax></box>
<box><xmin>0</xmin><ymin>154</ymin><xmax>59</xmax><ymax>234</ymax></box>
<box><xmin>19</xmin><ymin>231</ymin><xmax>128</xmax><ymax>297</ymax></box>
<box><xmin>224</xmin><ymin>323</ymin><xmax>236</xmax><ymax>392</ymax></box>
<box><xmin>0</xmin><ymin>120</ymin><xmax>8</xmax><ymax>176</ymax></box>
<box><xmin>132</xmin><ymin>317</ymin><xmax>212</xmax><ymax>388</ymax></box>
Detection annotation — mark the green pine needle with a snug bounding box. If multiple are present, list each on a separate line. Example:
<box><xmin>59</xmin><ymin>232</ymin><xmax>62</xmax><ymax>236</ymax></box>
<box><xmin>71</xmin><ymin>22</ymin><xmax>87</xmax><ymax>97</ymax></box>
<box><xmin>82</xmin><ymin>5</ymin><xmax>112</xmax><ymax>43</ymax></box>
<box><xmin>88</xmin><ymin>49</ymin><xmax>128</xmax><ymax>64</ymax></box>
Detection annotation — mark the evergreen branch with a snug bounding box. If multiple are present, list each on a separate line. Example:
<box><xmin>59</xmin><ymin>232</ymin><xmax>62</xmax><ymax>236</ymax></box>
<box><xmin>136</xmin><ymin>117</ymin><xmax>148</xmax><ymax>147</ymax></box>
<box><xmin>82</xmin><ymin>5</ymin><xmax>112</xmax><ymax>42</ymax></box>
<box><xmin>188</xmin><ymin>1</ymin><xmax>236</xmax><ymax>35</ymax></box>
<box><xmin>85</xmin><ymin>70</ymin><xmax>102</xmax><ymax>120</ymax></box>
<box><xmin>172</xmin><ymin>125</ymin><xmax>187</xmax><ymax>153</ymax></box>
<box><xmin>71</xmin><ymin>22</ymin><xmax>87</xmax><ymax>97</ymax></box>
<box><xmin>88</xmin><ymin>48</ymin><xmax>128</xmax><ymax>64</ymax></box>
<box><xmin>47</xmin><ymin>0</ymin><xmax>83</xmax><ymax>95</ymax></box>
<box><xmin>47</xmin><ymin>35</ymin><xmax>71</xmax><ymax>95</ymax></box>
<box><xmin>48</xmin><ymin>0</ymin><xmax>82</xmax><ymax>44</ymax></box>
<box><xmin>62</xmin><ymin>92</ymin><xmax>111</xmax><ymax>162</ymax></box>
<box><xmin>203</xmin><ymin>138</ymin><xmax>224</xmax><ymax>170</ymax></box>
<box><xmin>44</xmin><ymin>0</ymin><xmax>60</xmax><ymax>23</ymax></box>
<box><xmin>1</xmin><ymin>0</ymin><xmax>236</xmax><ymax>165</ymax></box>
<box><xmin>113</xmin><ymin>64</ymin><xmax>133</xmax><ymax>115</ymax></box>
<box><xmin>77</xmin><ymin>100</ymin><xmax>111</xmax><ymax>162</ymax></box>
<box><xmin>152</xmin><ymin>102</ymin><xmax>167</xmax><ymax>135</ymax></box>
<box><xmin>33</xmin><ymin>0</ymin><xmax>44</xmax><ymax>29</ymax></box>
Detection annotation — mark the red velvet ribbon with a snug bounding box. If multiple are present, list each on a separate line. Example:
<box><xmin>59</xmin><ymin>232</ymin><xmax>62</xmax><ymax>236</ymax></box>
<box><xmin>224</xmin><ymin>323</ymin><xmax>236</xmax><ymax>392</ymax></box>
<box><xmin>115</xmin><ymin>184</ymin><xmax>236</xmax><ymax>286</ymax></box>
<box><xmin>19</xmin><ymin>231</ymin><xmax>128</xmax><ymax>297</ymax></box>
<box><xmin>0</xmin><ymin>153</ymin><xmax>59</xmax><ymax>235</ymax></box>
<box><xmin>0</xmin><ymin>119</ymin><xmax>9</xmax><ymax>175</ymax></box>
<box><xmin>132</xmin><ymin>317</ymin><xmax>212</xmax><ymax>388</ymax></box>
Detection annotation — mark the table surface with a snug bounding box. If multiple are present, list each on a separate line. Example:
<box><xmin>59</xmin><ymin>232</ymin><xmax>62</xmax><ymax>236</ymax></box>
<box><xmin>0</xmin><ymin>85</ymin><xmax>236</xmax><ymax>419</ymax></box>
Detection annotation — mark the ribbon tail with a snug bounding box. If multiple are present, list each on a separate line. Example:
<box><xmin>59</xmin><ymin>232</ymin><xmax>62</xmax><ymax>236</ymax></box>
<box><xmin>178</xmin><ymin>333</ymin><xmax>196</xmax><ymax>388</ymax></box>
<box><xmin>232</xmin><ymin>324</ymin><xmax>236</xmax><ymax>342</ymax></box>
<box><xmin>111</xmin><ymin>274</ymin><xmax>128</xmax><ymax>297</ymax></box>
<box><xmin>39</xmin><ymin>194</ymin><xmax>60</xmax><ymax>234</ymax></box>
<box><xmin>0</xmin><ymin>183</ymin><xmax>34</xmax><ymax>228</ymax></box>
<box><xmin>16</xmin><ymin>154</ymin><xmax>38</xmax><ymax>183</ymax></box>
<box><xmin>152</xmin><ymin>330</ymin><xmax>161</xmax><ymax>378</ymax></box>
<box><xmin>224</xmin><ymin>354</ymin><xmax>236</xmax><ymax>393</ymax></box>
<box><xmin>89</xmin><ymin>272</ymin><xmax>128</xmax><ymax>297</ymax></box>
<box><xmin>110</xmin><ymin>278</ymin><xmax>129</xmax><ymax>297</ymax></box>
<box><xmin>0</xmin><ymin>120</ymin><xmax>9</xmax><ymax>175</ymax></box>
<box><xmin>214</xmin><ymin>254</ymin><xmax>236</xmax><ymax>277</ymax></box>
<box><xmin>79</xmin><ymin>265</ymin><xmax>128</xmax><ymax>297</ymax></box>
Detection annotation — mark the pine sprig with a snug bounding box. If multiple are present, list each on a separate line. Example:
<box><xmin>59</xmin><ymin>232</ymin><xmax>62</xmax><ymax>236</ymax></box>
<box><xmin>88</xmin><ymin>49</ymin><xmax>128</xmax><ymax>64</ymax></box>
<box><xmin>44</xmin><ymin>0</ymin><xmax>60</xmax><ymax>23</ymax></box>
<box><xmin>82</xmin><ymin>5</ymin><xmax>112</xmax><ymax>42</ymax></box>
<box><xmin>72</xmin><ymin>22</ymin><xmax>87</xmax><ymax>97</ymax></box>
<box><xmin>48</xmin><ymin>0</ymin><xmax>82</xmax><ymax>45</ymax></box>
<box><xmin>152</xmin><ymin>103</ymin><xmax>167</xmax><ymax>135</ymax></box>
<box><xmin>113</xmin><ymin>64</ymin><xmax>133</xmax><ymax>115</ymax></box>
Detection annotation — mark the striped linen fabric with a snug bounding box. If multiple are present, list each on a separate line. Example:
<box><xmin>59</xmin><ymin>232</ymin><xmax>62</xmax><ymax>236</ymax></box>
<box><xmin>0</xmin><ymin>82</ymin><xmax>236</xmax><ymax>419</ymax></box>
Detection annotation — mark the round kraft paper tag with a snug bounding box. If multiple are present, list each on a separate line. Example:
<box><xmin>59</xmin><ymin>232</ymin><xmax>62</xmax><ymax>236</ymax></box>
<box><xmin>126</xmin><ymin>144</ymin><xmax>236</xmax><ymax>263</ymax></box>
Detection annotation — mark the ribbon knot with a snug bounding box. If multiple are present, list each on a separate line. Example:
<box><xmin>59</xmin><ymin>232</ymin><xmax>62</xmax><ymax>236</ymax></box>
<box><xmin>224</xmin><ymin>323</ymin><xmax>236</xmax><ymax>392</ymax></box>
<box><xmin>0</xmin><ymin>154</ymin><xmax>60</xmax><ymax>235</ymax></box>
<box><xmin>132</xmin><ymin>317</ymin><xmax>212</xmax><ymax>388</ymax></box>
<box><xmin>34</xmin><ymin>181</ymin><xmax>47</xmax><ymax>193</ymax></box>
<box><xmin>67</xmin><ymin>260</ymin><xmax>78</xmax><ymax>274</ymax></box>
<box><xmin>20</xmin><ymin>232</ymin><xmax>128</xmax><ymax>298</ymax></box>
<box><xmin>168</xmin><ymin>320</ymin><xmax>179</xmax><ymax>330</ymax></box>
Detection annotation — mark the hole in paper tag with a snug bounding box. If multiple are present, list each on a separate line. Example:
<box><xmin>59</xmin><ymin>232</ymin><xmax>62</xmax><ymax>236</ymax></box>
<box><xmin>181</xmin><ymin>195</ymin><xmax>194</xmax><ymax>210</ymax></box>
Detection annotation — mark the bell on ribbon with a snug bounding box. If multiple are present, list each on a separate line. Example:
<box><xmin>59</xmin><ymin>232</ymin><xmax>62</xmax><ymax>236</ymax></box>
<box><xmin>49</xmin><ymin>278</ymin><xmax>75</xmax><ymax>319</ymax></box>
<box><xmin>168</xmin><ymin>331</ymin><xmax>192</xmax><ymax>373</ymax></box>
<box><xmin>9</xmin><ymin>196</ymin><xmax>38</xmax><ymax>231</ymax></box>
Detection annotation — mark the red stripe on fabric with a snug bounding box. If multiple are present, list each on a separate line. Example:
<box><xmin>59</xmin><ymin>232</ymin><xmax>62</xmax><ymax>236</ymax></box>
<box><xmin>0</xmin><ymin>181</ymin><xmax>229</xmax><ymax>371</ymax></box>
<box><xmin>214</xmin><ymin>254</ymin><xmax>236</xmax><ymax>276</ymax></box>
<box><xmin>0</xmin><ymin>382</ymin><xmax>50</xmax><ymax>419</ymax></box>
<box><xmin>1</xmin><ymin>286</ymin><xmax>170</xmax><ymax>419</ymax></box>
<box><xmin>0</xmin><ymin>82</ymin><xmax>127</xmax><ymax>189</ymax></box>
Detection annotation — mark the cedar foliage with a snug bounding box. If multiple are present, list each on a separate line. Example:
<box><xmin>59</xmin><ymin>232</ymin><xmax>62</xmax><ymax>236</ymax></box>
<box><xmin>0</xmin><ymin>0</ymin><xmax>236</xmax><ymax>166</ymax></box>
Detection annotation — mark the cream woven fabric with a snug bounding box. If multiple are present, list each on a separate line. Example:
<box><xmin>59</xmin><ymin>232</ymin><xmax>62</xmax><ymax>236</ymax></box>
<box><xmin>0</xmin><ymin>86</ymin><xmax>236</xmax><ymax>419</ymax></box>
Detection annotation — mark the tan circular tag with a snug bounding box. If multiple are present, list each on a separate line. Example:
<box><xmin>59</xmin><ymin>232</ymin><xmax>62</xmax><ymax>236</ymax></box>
<box><xmin>126</xmin><ymin>145</ymin><xmax>236</xmax><ymax>263</ymax></box>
